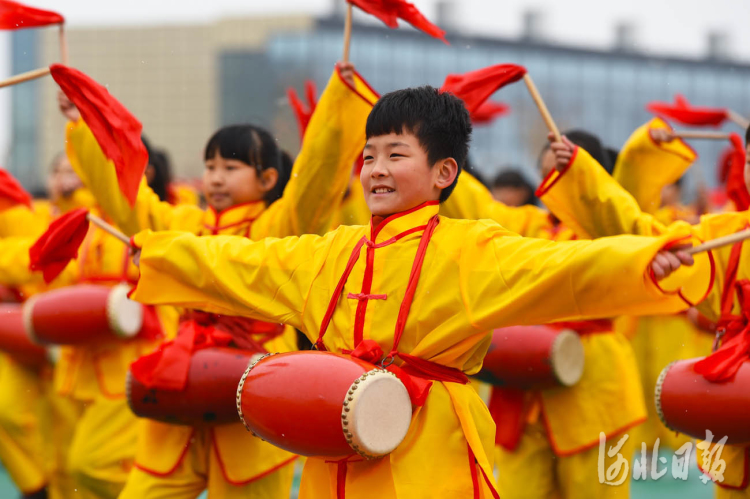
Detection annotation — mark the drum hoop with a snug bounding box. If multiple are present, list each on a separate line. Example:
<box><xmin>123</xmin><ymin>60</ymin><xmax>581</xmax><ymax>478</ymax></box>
<box><xmin>236</xmin><ymin>352</ymin><xmax>276</xmax><ymax>437</ymax></box>
<box><xmin>21</xmin><ymin>294</ymin><xmax>40</xmax><ymax>345</ymax></box>
<box><xmin>106</xmin><ymin>284</ymin><xmax>141</xmax><ymax>339</ymax></box>
<box><xmin>654</xmin><ymin>360</ymin><xmax>678</xmax><ymax>432</ymax></box>
<box><xmin>341</xmin><ymin>368</ymin><xmax>402</xmax><ymax>460</ymax></box>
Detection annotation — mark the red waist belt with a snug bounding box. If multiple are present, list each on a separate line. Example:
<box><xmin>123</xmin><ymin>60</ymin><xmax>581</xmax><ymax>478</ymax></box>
<box><xmin>130</xmin><ymin>311</ymin><xmax>285</xmax><ymax>391</ymax></box>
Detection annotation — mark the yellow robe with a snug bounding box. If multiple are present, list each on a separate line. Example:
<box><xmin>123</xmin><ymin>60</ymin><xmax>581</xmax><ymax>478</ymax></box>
<box><xmin>538</xmin><ymin>144</ymin><xmax>749</xmax><ymax>492</ymax></box>
<box><xmin>65</xmin><ymin>66</ymin><xmax>377</xmax><ymax>486</ymax></box>
<box><xmin>130</xmin><ymin>199</ymin><xmax>705</xmax><ymax>498</ymax></box>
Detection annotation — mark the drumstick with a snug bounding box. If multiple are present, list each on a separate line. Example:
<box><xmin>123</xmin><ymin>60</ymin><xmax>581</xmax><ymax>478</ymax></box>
<box><xmin>686</xmin><ymin>228</ymin><xmax>750</xmax><ymax>255</ymax></box>
<box><xmin>673</xmin><ymin>131</ymin><xmax>731</xmax><ymax>141</ymax></box>
<box><xmin>0</xmin><ymin>67</ymin><xmax>51</xmax><ymax>89</ymax></box>
<box><xmin>522</xmin><ymin>74</ymin><xmax>561</xmax><ymax>142</ymax></box>
<box><xmin>86</xmin><ymin>213</ymin><xmax>131</xmax><ymax>246</ymax></box>
<box><xmin>59</xmin><ymin>24</ymin><xmax>69</xmax><ymax>65</ymax></box>
<box><xmin>727</xmin><ymin>109</ymin><xmax>750</xmax><ymax>130</ymax></box>
<box><xmin>342</xmin><ymin>3</ymin><xmax>353</xmax><ymax>62</ymax></box>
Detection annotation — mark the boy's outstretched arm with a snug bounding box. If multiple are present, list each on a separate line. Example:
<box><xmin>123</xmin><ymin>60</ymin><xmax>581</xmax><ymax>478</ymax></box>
<box><xmin>460</xmin><ymin>221</ymin><xmax>709</xmax><ymax>333</ymax></box>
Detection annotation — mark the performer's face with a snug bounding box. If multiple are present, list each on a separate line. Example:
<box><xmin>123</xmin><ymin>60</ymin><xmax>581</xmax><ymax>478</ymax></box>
<box><xmin>361</xmin><ymin>132</ymin><xmax>457</xmax><ymax>217</ymax></box>
<box><xmin>203</xmin><ymin>153</ymin><xmax>278</xmax><ymax>212</ymax></box>
<box><xmin>47</xmin><ymin>156</ymin><xmax>82</xmax><ymax>202</ymax></box>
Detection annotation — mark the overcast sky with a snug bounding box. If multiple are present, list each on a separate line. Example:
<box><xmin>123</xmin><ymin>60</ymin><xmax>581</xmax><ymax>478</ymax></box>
<box><xmin>1</xmin><ymin>0</ymin><xmax>749</xmax><ymax>160</ymax></box>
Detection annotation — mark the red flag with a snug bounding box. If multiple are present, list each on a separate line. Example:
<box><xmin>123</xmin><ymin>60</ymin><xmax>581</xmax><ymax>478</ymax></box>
<box><xmin>471</xmin><ymin>101</ymin><xmax>510</xmax><ymax>126</ymax></box>
<box><xmin>51</xmin><ymin>64</ymin><xmax>147</xmax><ymax>207</ymax></box>
<box><xmin>348</xmin><ymin>0</ymin><xmax>447</xmax><ymax>44</ymax></box>
<box><xmin>29</xmin><ymin>208</ymin><xmax>89</xmax><ymax>283</ymax></box>
<box><xmin>646</xmin><ymin>94</ymin><xmax>728</xmax><ymax>127</ymax></box>
<box><xmin>287</xmin><ymin>80</ymin><xmax>318</xmax><ymax>142</ymax></box>
<box><xmin>725</xmin><ymin>133</ymin><xmax>750</xmax><ymax>211</ymax></box>
<box><xmin>0</xmin><ymin>168</ymin><xmax>32</xmax><ymax>212</ymax></box>
<box><xmin>0</xmin><ymin>0</ymin><xmax>63</xmax><ymax>29</ymax></box>
<box><xmin>440</xmin><ymin>64</ymin><xmax>527</xmax><ymax>114</ymax></box>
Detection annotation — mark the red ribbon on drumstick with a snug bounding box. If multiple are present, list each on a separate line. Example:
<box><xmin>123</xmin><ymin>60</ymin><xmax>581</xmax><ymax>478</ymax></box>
<box><xmin>51</xmin><ymin>64</ymin><xmax>148</xmax><ymax>207</ymax></box>
<box><xmin>647</xmin><ymin>94</ymin><xmax>749</xmax><ymax>129</ymax></box>
<box><xmin>287</xmin><ymin>80</ymin><xmax>318</xmax><ymax>143</ymax></box>
<box><xmin>29</xmin><ymin>208</ymin><xmax>131</xmax><ymax>284</ymax></box>
<box><xmin>0</xmin><ymin>0</ymin><xmax>68</xmax><ymax>70</ymax></box>
<box><xmin>0</xmin><ymin>168</ymin><xmax>32</xmax><ymax>212</ymax></box>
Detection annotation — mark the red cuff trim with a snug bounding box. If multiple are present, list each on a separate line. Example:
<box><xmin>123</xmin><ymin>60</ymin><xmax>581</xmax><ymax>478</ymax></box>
<box><xmin>696</xmin><ymin>445</ymin><xmax>749</xmax><ymax>490</ymax></box>
<box><xmin>647</xmin><ymin>235</ymin><xmax>716</xmax><ymax>308</ymax></box>
<box><xmin>535</xmin><ymin>146</ymin><xmax>578</xmax><ymax>197</ymax></box>
<box><xmin>335</xmin><ymin>65</ymin><xmax>380</xmax><ymax>106</ymax></box>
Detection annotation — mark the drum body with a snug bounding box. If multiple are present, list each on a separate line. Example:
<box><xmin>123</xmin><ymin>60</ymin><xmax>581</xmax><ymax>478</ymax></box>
<box><xmin>656</xmin><ymin>358</ymin><xmax>750</xmax><ymax>445</ymax></box>
<box><xmin>127</xmin><ymin>347</ymin><xmax>257</xmax><ymax>426</ymax></box>
<box><xmin>237</xmin><ymin>351</ymin><xmax>412</xmax><ymax>459</ymax></box>
<box><xmin>0</xmin><ymin>304</ymin><xmax>48</xmax><ymax>367</ymax></box>
<box><xmin>23</xmin><ymin>284</ymin><xmax>142</xmax><ymax>345</ymax></box>
<box><xmin>476</xmin><ymin>326</ymin><xmax>584</xmax><ymax>389</ymax></box>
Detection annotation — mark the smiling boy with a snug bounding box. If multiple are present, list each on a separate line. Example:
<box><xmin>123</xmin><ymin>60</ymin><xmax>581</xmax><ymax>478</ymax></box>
<box><xmin>129</xmin><ymin>86</ymin><xmax>705</xmax><ymax>498</ymax></box>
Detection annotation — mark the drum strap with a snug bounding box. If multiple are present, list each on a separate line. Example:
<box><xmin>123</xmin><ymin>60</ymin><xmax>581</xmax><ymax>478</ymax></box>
<box><xmin>315</xmin><ymin>215</ymin><xmax>468</xmax><ymax>407</ymax></box>
<box><xmin>694</xmin><ymin>233</ymin><xmax>750</xmax><ymax>382</ymax></box>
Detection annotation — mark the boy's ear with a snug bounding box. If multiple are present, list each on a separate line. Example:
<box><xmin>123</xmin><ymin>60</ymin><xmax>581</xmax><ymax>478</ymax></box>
<box><xmin>259</xmin><ymin>168</ymin><xmax>279</xmax><ymax>193</ymax></box>
<box><xmin>434</xmin><ymin>158</ymin><xmax>458</xmax><ymax>191</ymax></box>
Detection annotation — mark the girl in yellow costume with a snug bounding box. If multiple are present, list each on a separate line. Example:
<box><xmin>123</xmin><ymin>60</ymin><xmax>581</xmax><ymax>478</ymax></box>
<box><xmin>0</xmin><ymin>155</ymin><xmax>153</xmax><ymax>499</ymax></box>
<box><xmin>62</xmin><ymin>62</ymin><xmax>377</xmax><ymax>499</ymax></box>
<box><xmin>438</xmin><ymin>130</ymin><xmax>689</xmax><ymax>499</ymax></box>
<box><xmin>127</xmin><ymin>86</ymin><xmax>706</xmax><ymax>499</ymax></box>
<box><xmin>538</xmin><ymin>125</ymin><xmax>750</xmax><ymax>498</ymax></box>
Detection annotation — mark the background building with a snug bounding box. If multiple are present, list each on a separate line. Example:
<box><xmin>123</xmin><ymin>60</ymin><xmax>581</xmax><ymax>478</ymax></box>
<box><xmin>7</xmin><ymin>11</ymin><xmax>750</xmax><ymax>197</ymax></box>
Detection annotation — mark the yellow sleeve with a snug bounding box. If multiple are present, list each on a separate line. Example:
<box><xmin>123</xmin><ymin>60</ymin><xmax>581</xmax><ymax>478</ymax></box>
<box><xmin>0</xmin><ymin>236</ymin><xmax>77</xmax><ymax>287</ymax></box>
<box><xmin>130</xmin><ymin>229</ymin><xmax>338</xmax><ymax>330</ymax></box>
<box><xmin>463</xmin><ymin>221</ymin><xmax>708</xmax><ymax>331</ymax></box>
<box><xmin>538</xmin><ymin>147</ymin><xmax>669</xmax><ymax>239</ymax></box>
<box><xmin>252</xmin><ymin>69</ymin><xmax>378</xmax><ymax>238</ymax></box>
<box><xmin>613</xmin><ymin>118</ymin><xmax>697</xmax><ymax>214</ymax></box>
<box><xmin>440</xmin><ymin>171</ymin><xmax>548</xmax><ymax>236</ymax></box>
<box><xmin>65</xmin><ymin>119</ymin><xmax>203</xmax><ymax>236</ymax></box>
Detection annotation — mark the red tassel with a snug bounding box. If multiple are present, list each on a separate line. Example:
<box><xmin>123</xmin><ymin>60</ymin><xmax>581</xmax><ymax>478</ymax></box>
<box><xmin>441</xmin><ymin>64</ymin><xmax>527</xmax><ymax>114</ymax></box>
<box><xmin>647</xmin><ymin>94</ymin><xmax>728</xmax><ymax>127</ymax></box>
<box><xmin>0</xmin><ymin>0</ymin><xmax>63</xmax><ymax>30</ymax></box>
<box><xmin>51</xmin><ymin>64</ymin><xmax>148</xmax><ymax>207</ymax></box>
<box><xmin>470</xmin><ymin>101</ymin><xmax>510</xmax><ymax>126</ymax></box>
<box><xmin>28</xmin><ymin>208</ymin><xmax>89</xmax><ymax>283</ymax></box>
<box><xmin>0</xmin><ymin>168</ymin><xmax>32</xmax><ymax>212</ymax></box>
<box><xmin>725</xmin><ymin>133</ymin><xmax>750</xmax><ymax>211</ymax></box>
<box><xmin>348</xmin><ymin>0</ymin><xmax>448</xmax><ymax>44</ymax></box>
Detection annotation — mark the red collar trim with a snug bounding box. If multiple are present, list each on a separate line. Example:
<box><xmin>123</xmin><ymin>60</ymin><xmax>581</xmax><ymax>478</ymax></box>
<box><xmin>369</xmin><ymin>201</ymin><xmax>439</xmax><ymax>240</ymax></box>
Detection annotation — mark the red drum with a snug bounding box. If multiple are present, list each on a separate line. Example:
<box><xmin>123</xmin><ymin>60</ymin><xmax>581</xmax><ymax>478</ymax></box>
<box><xmin>656</xmin><ymin>358</ymin><xmax>750</xmax><ymax>445</ymax></box>
<box><xmin>476</xmin><ymin>326</ymin><xmax>584</xmax><ymax>389</ymax></box>
<box><xmin>127</xmin><ymin>348</ymin><xmax>259</xmax><ymax>426</ymax></box>
<box><xmin>0</xmin><ymin>305</ymin><xmax>48</xmax><ymax>367</ymax></box>
<box><xmin>23</xmin><ymin>284</ymin><xmax>143</xmax><ymax>345</ymax></box>
<box><xmin>237</xmin><ymin>351</ymin><xmax>412</xmax><ymax>459</ymax></box>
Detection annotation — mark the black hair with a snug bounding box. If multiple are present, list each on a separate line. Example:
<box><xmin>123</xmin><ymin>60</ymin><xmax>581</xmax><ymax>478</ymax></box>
<box><xmin>745</xmin><ymin>125</ymin><xmax>749</xmax><ymax>145</ymax></box>
<box><xmin>491</xmin><ymin>169</ymin><xmax>537</xmax><ymax>206</ymax></box>
<box><xmin>539</xmin><ymin>130</ymin><xmax>613</xmax><ymax>175</ymax></box>
<box><xmin>204</xmin><ymin>125</ymin><xmax>288</xmax><ymax>206</ymax></box>
<box><xmin>605</xmin><ymin>148</ymin><xmax>619</xmax><ymax>172</ymax></box>
<box><xmin>365</xmin><ymin>86</ymin><xmax>472</xmax><ymax>202</ymax></box>
<box><xmin>148</xmin><ymin>149</ymin><xmax>173</xmax><ymax>202</ymax></box>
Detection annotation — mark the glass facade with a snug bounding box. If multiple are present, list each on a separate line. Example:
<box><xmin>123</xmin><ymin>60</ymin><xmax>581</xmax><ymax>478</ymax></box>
<box><xmin>236</xmin><ymin>17</ymin><xmax>750</xmax><ymax>196</ymax></box>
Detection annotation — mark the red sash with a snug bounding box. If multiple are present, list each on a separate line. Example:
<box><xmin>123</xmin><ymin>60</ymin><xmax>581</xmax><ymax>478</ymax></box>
<box><xmin>695</xmin><ymin>230</ymin><xmax>750</xmax><ymax>382</ymax></box>
<box><xmin>130</xmin><ymin>311</ymin><xmax>284</xmax><ymax>391</ymax></box>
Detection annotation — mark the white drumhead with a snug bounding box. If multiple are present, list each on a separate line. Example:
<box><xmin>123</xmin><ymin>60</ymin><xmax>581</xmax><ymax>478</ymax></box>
<box><xmin>345</xmin><ymin>370</ymin><xmax>412</xmax><ymax>458</ymax></box>
<box><xmin>551</xmin><ymin>330</ymin><xmax>585</xmax><ymax>387</ymax></box>
<box><xmin>106</xmin><ymin>284</ymin><xmax>144</xmax><ymax>338</ymax></box>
